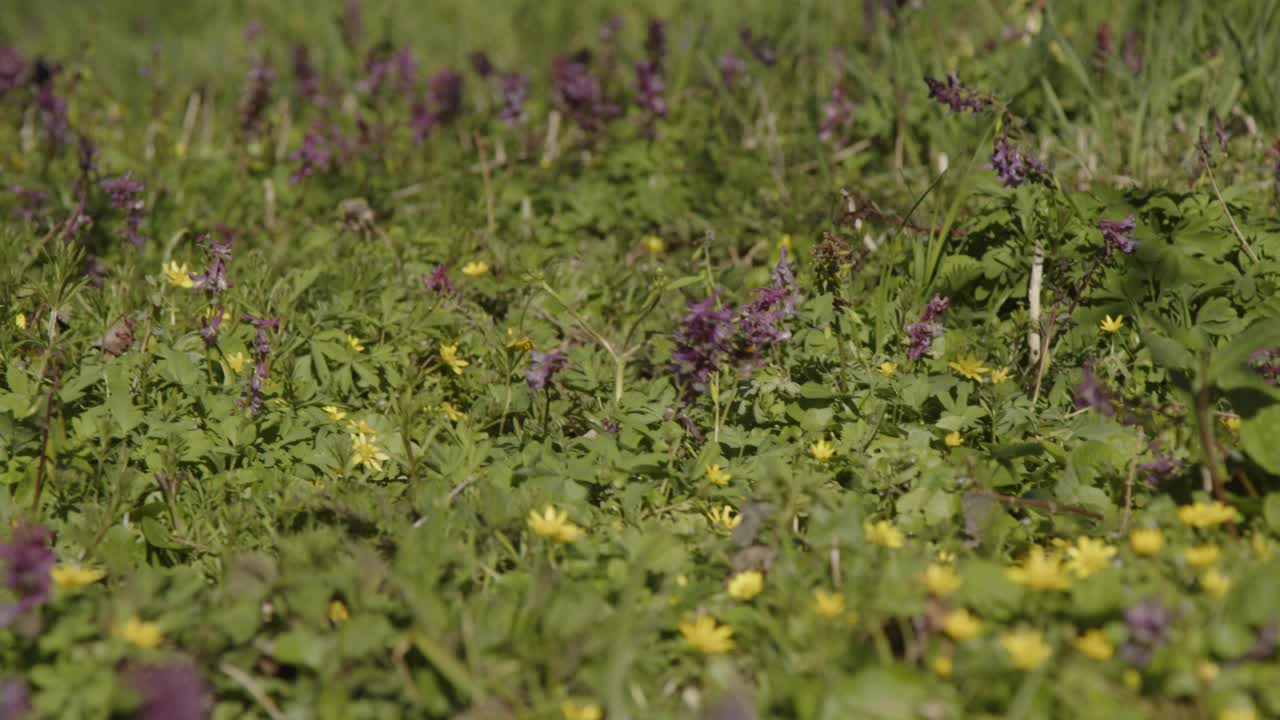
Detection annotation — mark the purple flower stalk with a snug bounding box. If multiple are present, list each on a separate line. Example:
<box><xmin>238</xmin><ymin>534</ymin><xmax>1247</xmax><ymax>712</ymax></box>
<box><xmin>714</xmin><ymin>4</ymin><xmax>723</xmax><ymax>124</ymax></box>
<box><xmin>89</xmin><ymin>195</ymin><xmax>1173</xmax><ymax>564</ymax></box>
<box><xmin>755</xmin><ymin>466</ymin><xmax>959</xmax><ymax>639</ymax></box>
<box><xmin>819</xmin><ymin>86</ymin><xmax>855</xmax><ymax>143</ymax></box>
<box><xmin>421</xmin><ymin>264</ymin><xmax>457</xmax><ymax>298</ymax></box>
<box><xmin>100</xmin><ymin>172</ymin><xmax>148</xmax><ymax>248</ymax></box>
<box><xmin>1137</xmin><ymin>440</ymin><xmax>1181</xmax><ymax>486</ymax></box>
<box><xmin>239</xmin><ymin>60</ymin><xmax>275</xmax><ymax>135</ymax></box>
<box><xmin>719</xmin><ymin>53</ymin><xmax>746</xmax><ymax>90</ymax></box>
<box><xmin>0</xmin><ymin>47</ymin><xmax>27</xmax><ymax>98</ymax></box>
<box><xmin>551</xmin><ymin>56</ymin><xmax>619</xmax><ymax>131</ymax></box>
<box><xmin>428</xmin><ymin>69</ymin><xmax>463</xmax><ymax>124</ymax></box>
<box><xmin>732</xmin><ymin>250</ymin><xmax>801</xmax><ymax>375</ymax></box>
<box><xmin>342</xmin><ymin>0</ymin><xmax>364</xmax><ymax>51</ymax></box>
<box><xmin>1098</xmin><ymin>213</ymin><xmax>1137</xmax><ymax>256</ymax></box>
<box><xmin>191</xmin><ymin>233</ymin><xmax>233</xmax><ymax>293</ymax></box>
<box><xmin>127</xmin><ymin>662</ymin><xmax>212</xmax><ymax>720</ymax></box>
<box><xmin>394</xmin><ymin>47</ymin><xmax>418</xmax><ymax>96</ymax></box>
<box><xmin>290</xmin><ymin>128</ymin><xmax>333</xmax><ymax>184</ymax></box>
<box><xmin>990</xmin><ymin>132</ymin><xmax>1044</xmax><ymax>187</ymax></box>
<box><xmin>923</xmin><ymin>73</ymin><xmax>987</xmax><ymax>114</ymax></box>
<box><xmin>634</xmin><ymin>61</ymin><xmax>667</xmax><ymax>132</ymax></box>
<box><xmin>645</xmin><ymin>18</ymin><xmax>667</xmax><ymax>67</ymax></box>
<box><xmin>0</xmin><ymin>523</ymin><xmax>54</xmax><ymax>628</ymax></box>
<box><xmin>241</xmin><ymin>315</ymin><xmax>280</xmax><ymax>415</ymax></box>
<box><xmin>469</xmin><ymin>51</ymin><xmax>494</xmax><ymax>78</ymax></box>
<box><xmin>292</xmin><ymin>45</ymin><xmax>322</xmax><ymax>103</ymax></box>
<box><xmin>11</xmin><ymin>186</ymin><xmax>49</xmax><ymax>224</ymax></box>
<box><xmin>671</xmin><ymin>295</ymin><xmax>735</xmax><ymax>392</ymax></box>
<box><xmin>498</xmin><ymin>72</ymin><xmax>529</xmax><ymax>127</ymax></box>
<box><xmin>526</xmin><ymin>350</ymin><xmax>569</xmax><ymax>390</ymax></box>
<box><xmin>36</xmin><ymin>79</ymin><xmax>70</xmax><ymax>146</ymax></box>
<box><xmin>1119</xmin><ymin>599</ymin><xmax>1172</xmax><ymax>667</ymax></box>
<box><xmin>905</xmin><ymin>294</ymin><xmax>948</xmax><ymax>360</ymax></box>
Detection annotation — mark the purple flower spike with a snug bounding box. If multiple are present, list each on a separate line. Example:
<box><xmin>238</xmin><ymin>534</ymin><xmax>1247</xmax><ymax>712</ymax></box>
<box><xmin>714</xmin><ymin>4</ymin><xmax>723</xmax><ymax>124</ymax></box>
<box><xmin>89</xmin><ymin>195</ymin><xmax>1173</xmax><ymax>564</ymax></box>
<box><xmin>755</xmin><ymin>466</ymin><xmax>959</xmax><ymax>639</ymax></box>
<box><xmin>526</xmin><ymin>350</ymin><xmax>569</xmax><ymax>390</ymax></box>
<box><xmin>819</xmin><ymin>86</ymin><xmax>855</xmax><ymax>143</ymax></box>
<box><xmin>128</xmin><ymin>662</ymin><xmax>211</xmax><ymax>720</ymax></box>
<box><xmin>1072</xmin><ymin>361</ymin><xmax>1115</xmax><ymax>416</ymax></box>
<box><xmin>905</xmin><ymin>294</ymin><xmax>948</xmax><ymax>361</ymax></box>
<box><xmin>635</xmin><ymin>60</ymin><xmax>667</xmax><ymax>128</ymax></box>
<box><xmin>429</xmin><ymin>69</ymin><xmax>463</xmax><ymax>124</ymax></box>
<box><xmin>1098</xmin><ymin>213</ymin><xmax>1137</xmax><ymax>255</ymax></box>
<box><xmin>0</xmin><ymin>678</ymin><xmax>31</xmax><ymax>720</ymax></box>
<box><xmin>671</xmin><ymin>295</ymin><xmax>735</xmax><ymax>392</ymax></box>
<box><xmin>0</xmin><ymin>523</ymin><xmax>55</xmax><ymax>628</ymax></box>
<box><xmin>990</xmin><ymin>132</ymin><xmax>1044</xmax><ymax>187</ymax></box>
<box><xmin>719</xmin><ymin>53</ymin><xmax>746</xmax><ymax>90</ymax></box>
<box><xmin>551</xmin><ymin>56</ymin><xmax>619</xmax><ymax>131</ymax></box>
<box><xmin>498</xmin><ymin>72</ymin><xmax>529</xmax><ymax>127</ymax></box>
<box><xmin>0</xmin><ymin>47</ymin><xmax>28</xmax><ymax>98</ymax></box>
<box><xmin>924</xmin><ymin>73</ymin><xmax>987</xmax><ymax>113</ymax></box>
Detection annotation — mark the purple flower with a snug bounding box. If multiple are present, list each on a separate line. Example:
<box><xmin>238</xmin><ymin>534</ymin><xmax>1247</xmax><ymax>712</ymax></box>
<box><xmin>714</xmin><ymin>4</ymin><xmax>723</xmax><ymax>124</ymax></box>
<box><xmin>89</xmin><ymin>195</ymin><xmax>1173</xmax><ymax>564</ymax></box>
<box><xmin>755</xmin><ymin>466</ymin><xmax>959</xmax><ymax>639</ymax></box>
<box><xmin>645</xmin><ymin>18</ymin><xmax>667</xmax><ymax>66</ymax></box>
<box><xmin>394</xmin><ymin>47</ymin><xmax>418</xmax><ymax>96</ymax></box>
<box><xmin>242</xmin><ymin>21</ymin><xmax>263</xmax><ymax>44</ymax></box>
<box><xmin>718</xmin><ymin>53</ymin><xmax>746</xmax><ymax>90</ymax></box>
<box><xmin>421</xmin><ymin>264</ymin><xmax>456</xmax><ymax>298</ymax></box>
<box><xmin>1121</xmin><ymin>30</ymin><xmax>1142</xmax><ymax>74</ymax></box>
<box><xmin>1072</xmin><ymin>362</ymin><xmax>1115</xmax><ymax>416</ymax></box>
<box><xmin>551</xmin><ymin>56</ymin><xmax>619</xmax><ymax>131</ymax></box>
<box><xmin>1138</xmin><ymin>441</ymin><xmax>1181</xmax><ymax>486</ymax></box>
<box><xmin>818</xmin><ymin>86</ymin><xmax>855</xmax><ymax>143</ymax></box>
<box><xmin>469</xmin><ymin>51</ymin><xmax>494</xmax><ymax>78</ymax></box>
<box><xmin>1095</xmin><ymin>22</ymin><xmax>1114</xmax><ymax>60</ymax></box>
<box><xmin>671</xmin><ymin>295</ymin><xmax>735</xmax><ymax>392</ymax></box>
<box><xmin>11</xmin><ymin>186</ymin><xmax>49</xmax><ymax>224</ymax></box>
<box><xmin>634</xmin><ymin>61</ymin><xmax>667</xmax><ymax>131</ymax></box>
<box><xmin>342</xmin><ymin>0</ymin><xmax>364</xmax><ymax>51</ymax></box>
<box><xmin>0</xmin><ymin>523</ymin><xmax>54</xmax><ymax>628</ymax></box>
<box><xmin>429</xmin><ymin>69</ymin><xmax>463</xmax><ymax>124</ymax></box>
<box><xmin>191</xmin><ymin>233</ymin><xmax>233</xmax><ymax>293</ymax></box>
<box><xmin>905</xmin><ymin>294</ymin><xmax>948</xmax><ymax>360</ymax></box>
<box><xmin>200</xmin><ymin>305</ymin><xmax>224</xmax><ymax>348</ymax></box>
<box><xmin>732</xmin><ymin>250</ymin><xmax>801</xmax><ymax>375</ymax></box>
<box><xmin>239</xmin><ymin>60</ymin><xmax>275</xmax><ymax>135</ymax></box>
<box><xmin>498</xmin><ymin>72</ymin><xmax>529</xmax><ymax>127</ymax></box>
<box><xmin>923</xmin><ymin>73</ymin><xmax>986</xmax><ymax>113</ymax></box>
<box><xmin>0</xmin><ymin>678</ymin><xmax>31</xmax><ymax>720</ymax></box>
<box><xmin>290</xmin><ymin>128</ymin><xmax>333</xmax><ymax>184</ymax></box>
<box><xmin>526</xmin><ymin>350</ymin><xmax>569</xmax><ymax>391</ymax></box>
<box><xmin>990</xmin><ymin>132</ymin><xmax>1044</xmax><ymax>187</ymax></box>
<box><xmin>1249</xmin><ymin>348</ymin><xmax>1280</xmax><ymax>385</ymax></box>
<box><xmin>241</xmin><ymin>315</ymin><xmax>280</xmax><ymax>415</ymax></box>
<box><xmin>1119</xmin><ymin>599</ymin><xmax>1172</xmax><ymax>667</ymax></box>
<box><xmin>35</xmin><ymin>78</ymin><xmax>70</xmax><ymax>146</ymax></box>
<box><xmin>127</xmin><ymin>662</ymin><xmax>211</xmax><ymax>720</ymax></box>
<box><xmin>738</xmin><ymin>27</ymin><xmax>776</xmax><ymax>66</ymax></box>
<box><xmin>100</xmin><ymin>172</ymin><xmax>148</xmax><ymax>248</ymax></box>
<box><xmin>0</xmin><ymin>47</ymin><xmax>27</xmax><ymax>98</ymax></box>
<box><xmin>292</xmin><ymin>45</ymin><xmax>321</xmax><ymax>103</ymax></box>
<box><xmin>1098</xmin><ymin>213</ymin><xmax>1137</xmax><ymax>256</ymax></box>
<box><xmin>920</xmin><ymin>294</ymin><xmax>949</xmax><ymax>323</ymax></box>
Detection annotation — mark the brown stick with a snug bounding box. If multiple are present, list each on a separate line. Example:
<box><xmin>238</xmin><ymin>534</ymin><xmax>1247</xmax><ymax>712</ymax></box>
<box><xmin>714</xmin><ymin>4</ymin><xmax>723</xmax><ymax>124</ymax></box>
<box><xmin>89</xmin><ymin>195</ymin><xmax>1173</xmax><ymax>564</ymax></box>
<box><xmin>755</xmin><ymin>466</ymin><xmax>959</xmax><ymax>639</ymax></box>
<box><xmin>971</xmin><ymin>489</ymin><xmax>1104</xmax><ymax>522</ymax></box>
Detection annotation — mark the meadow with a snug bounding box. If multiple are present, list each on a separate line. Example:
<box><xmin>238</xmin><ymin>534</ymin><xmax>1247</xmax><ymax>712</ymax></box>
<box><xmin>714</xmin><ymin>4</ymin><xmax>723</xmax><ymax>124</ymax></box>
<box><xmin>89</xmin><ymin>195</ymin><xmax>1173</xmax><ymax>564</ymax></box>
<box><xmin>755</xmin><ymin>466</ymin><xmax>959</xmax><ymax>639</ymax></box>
<box><xmin>3</xmin><ymin>1</ymin><xmax>1280</xmax><ymax>718</ymax></box>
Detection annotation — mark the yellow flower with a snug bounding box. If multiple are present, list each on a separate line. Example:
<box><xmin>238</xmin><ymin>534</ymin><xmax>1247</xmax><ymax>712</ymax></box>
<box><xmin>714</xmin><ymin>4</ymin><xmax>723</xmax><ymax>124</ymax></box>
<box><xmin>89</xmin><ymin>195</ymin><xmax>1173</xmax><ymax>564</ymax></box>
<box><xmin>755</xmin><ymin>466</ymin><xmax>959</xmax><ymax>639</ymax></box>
<box><xmin>878</xmin><ymin>361</ymin><xmax>898</xmax><ymax>379</ymax></box>
<box><xmin>1200</xmin><ymin>569</ymin><xmax>1231</xmax><ymax>598</ymax></box>
<box><xmin>936</xmin><ymin>550</ymin><xmax>956</xmax><ymax>564</ymax></box>
<box><xmin>1178</xmin><ymin>501</ymin><xmax>1237</xmax><ymax>528</ymax></box>
<box><xmin>163</xmin><ymin>261</ymin><xmax>195</xmax><ymax>288</ymax></box>
<box><xmin>1065</xmin><ymin>536</ymin><xmax>1117</xmax><ymax>578</ymax></box>
<box><xmin>51</xmin><ymin>564</ymin><xmax>105</xmax><ymax>590</ymax></box>
<box><xmin>350</xmin><ymin>434</ymin><xmax>390</xmax><ymax>472</ymax></box>
<box><xmin>1122</xmin><ymin>669</ymin><xmax>1141</xmax><ymax>690</ymax></box>
<box><xmin>1100</xmin><ymin>315</ymin><xmax>1124</xmax><ymax>333</ymax></box>
<box><xmin>347</xmin><ymin>419</ymin><xmax>377</xmax><ymax>437</ymax></box>
<box><xmin>1001</xmin><ymin>629</ymin><xmax>1052</xmax><ymax>670</ymax></box>
<box><xmin>506</xmin><ymin>333</ymin><xmax>535</xmax><ymax>352</ymax></box>
<box><xmin>1129</xmin><ymin>528</ymin><xmax>1164</xmax><ymax>556</ymax></box>
<box><xmin>14</xmin><ymin>312</ymin><xmax>27</xmax><ymax>330</ymax></box>
<box><xmin>1006</xmin><ymin>546</ymin><xmax>1072</xmax><ymax>591</ymax></box>
<box><xmin>944</xmin><ymin>432</ymin><xmax>962</xmax><ymax>448</ymax></box>
<box><xmin>1218</xmin><ymin>708</ymin><xmax>1257</xmax><ymax>720</ymax></box>
<box><xmin>461</xmin><ymin>260</ymin><xmax>490</xmax><ymax>277</ymax></box>
<box><xmin>705</xmin><ymin>463</ymin><xmax>732</xmax><ymax>486</ymax></box>
<box><xmin>922</xmin><ymin>563</ymin><xmax>961</xmax><ymax>595</ymax></box>
<box><xmin>1197</xmin><ymin>661</ymin><xmax>1219</xmax><ymax>683</ymax></box>
<box><xmin>779</xmin><ymin>234</ymin><xmax>793</xmax><ymax>251</ymax></box>
<box><xmin>328</xmin><ymin>599</ymin><xmax>350</xmax><ymax>624</ymax></box>
<box><xmin>642</xmin><ymin>235</ymin><xmax>666</xmax><ymax>255</ymax></box>
<box><xmin>706</xmin><ymin>505</ymin><xmax>742</xmax><ymax>533</ymax></box>
<box><xmin>679</xmin><ymin>613</ymin><xmax>735</xmax><ymax>654</ymax></box>
<box><xmin>989</xmin><ymin>367</ymin><xmax>1011</xmax><ymax>384</ymax></box>
<box><xmin>439</xmin><ymin>402</ymin><xmax>466</xmax><ymax>422</ymax></box>
<box><xmin>205</xmin><ymin>306</ymin><xmax>231</xmax><ymax>323</ymax></box>
<box><xmin>676</xmin><ymin>574</ymin><xmax>688</xmax><ymax>587</ymax></box>
<box><xmin>562</xmin><ymin>700</ymin><xmax>603</xmax><ymax>720</ymax></box>
<box><xmin>864</xmin><ymin>519</ymin><xmax>905</xmax><ymax>549</ymax></box>
<box><xmin>1252</xmin><ymin>533</ymin><xmax>1273</xmax><ymax>561</ymax></box>
<box><xmin>1185</xmin><ymin>544</ymin><xmax>1221</xmax><ymax>568</ymax></box>
<box><xmin>225</xmin><ymin>351</ymin><xmax>247</xmax><ymax>374</ymax></box>
<box><xmin>942</xmin><ymin>609</ymin><xmax>982</xmax><ymax>641</ymax></box>
<box><xmin>809</xmin><ymin>438</ymin><xmax>835</xmax><ymax>463</ymax></box>
<box><xmin>727</xmin><ymin>570</ymin><xmax>764</xmax><ymax>601</ymax></box>
<box><xmin>948</xmin><ymin>353</ymin><xmax>990</xmax><ymax>381</ymax></box>
<box><xmin>347</xmin><ymin>334</ymin><xmax>365</xmax><ymax>353</ymax></box>
<box><xmin>1222</xmin><ymin>416</ymin><xmax>1242</xmax><ymax>432</ymax></box>
<box><xmin>527</xmin><ymin>505</ymin><xmax>584</xmax><ymax>544</ymax></box>
<box><xmin>1073</xmin><ymin>629</ymin><xmax>1114</xmax><ymax>660</ymax></box>
<box><xmin>440</xmin><ymin>343</ymin><xmax>469</xmax><ymax>374</ymax></box>
<box><xmin>932</xmin><ymin>654</ymin><xmax>953</xmax><ymax>677</ymax></box>
<box><xmin>813</xmin><ymin>590</ymin><xmax>845</xmax><ymax>618</ymax></box>
<box><xmin>113</xmin><ymin>617</ymin><xmax>164</xmax><ymax>648</ymax></box>
<box><xmin>323</xmin><ymin>405</ymin><xmax>348</xmax><ymax>422</ymax></box>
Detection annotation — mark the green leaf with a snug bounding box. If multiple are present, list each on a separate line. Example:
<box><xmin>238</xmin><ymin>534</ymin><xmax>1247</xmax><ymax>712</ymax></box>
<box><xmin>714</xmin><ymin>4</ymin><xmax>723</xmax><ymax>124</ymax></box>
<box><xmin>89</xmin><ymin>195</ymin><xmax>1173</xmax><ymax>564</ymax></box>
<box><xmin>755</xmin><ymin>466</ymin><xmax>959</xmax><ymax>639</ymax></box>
<box><xmin>1241</xmin><ymin>406</ymin><xmax>1280</xmax><ymax>475</ymax></box>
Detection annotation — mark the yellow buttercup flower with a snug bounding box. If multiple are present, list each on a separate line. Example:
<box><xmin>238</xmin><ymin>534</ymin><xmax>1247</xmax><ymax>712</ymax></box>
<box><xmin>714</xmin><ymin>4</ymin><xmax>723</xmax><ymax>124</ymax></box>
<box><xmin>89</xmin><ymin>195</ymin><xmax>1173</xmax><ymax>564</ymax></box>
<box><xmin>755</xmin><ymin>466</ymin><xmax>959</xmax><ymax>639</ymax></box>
<box><xmin>328</xmin><ymin>599</ymin><xmax>350</xmax><ymax>624</ymax></box>
<box><xmin>942</xmin><ymin>608</ymin><xmax>982</xmax><ymax>640</ymax></box>
<box><xmin>163</xmin><ymin>261</ymin><xmax>195</xmax><ymax>289</ymax></box>
<box><xmin>347</xmin><ymin>419</ymin><xmax>377</xmax><ymax>437</ymax></box>
<box><xmin>936</xmin><ymin>549</ymin><xmax>956</xmax><ymax>564</ymax></box>
<box><xmin>562</xmin><ymin>700</ymin><xmax>602</xmax><ymax>720</ymax></box>
<box><xmin>1006</xmin><ymin>546</ymin><xmax>1072</xmax><ymax>591</ymax></box>
<box><xmin>1065</xmin><ymin>536</ymin><xmax>1117</xmax><ymax>578</ymax></box>
<box><xmin>878</xmin><ymin>361</ymin><xmax>898</xmax><ymax>379</ymax></box>
<box><xmin>779</xmin><ymin>234</ymin><xmax>793</xmax><ymax>251</ymax></box>
<box><xmin>1073</xmin><ymin>629</ymin><xmax>1114</xmax><ymax>660</ymax></box>
<box><xmin>809</xmin><ymin>439</ymin><xmax>835</xmax><ymax>463</ymax></box>
<box><xmin>506</xmin><ymin>332</ymin><xmax>535</xmax><ymax>351</ymax></box>
<box><xmin>1197</xmin><ymin>661</ymin><xmax>1219</xmax><ymax>683</ymax></box>
<box><xmin>1185</xmin><ymin>544</ymin><xmax>1221</xmax><ymax>568</ymax></box>
<box><xmin>1129</xmin><ymin>528</ymin><xmax>1164</xmax><ymax>556</ymax></box>
<box><xmin>1001</xmin><ymin>629</ymin><xmax>1052</xmax><ymax>670</ymax></box>
<box><xmin>439</xmin><ymin>402</ymin><xmax>466</xmax><ymax>422</ymax></box>
<box><xmin>642</xmin><ymin>235</ymin><xmax>666</xmax><ymax>255</ymax></box>
<box><xmin>461</xmin><ymin>261</ymin><xmax>490</xmax><ymax>277</ymax></box>
<box><xmin>1200</xmin><ymin>569</ymin><xmax>1231</xmax><ymax>598</ymax></box>
<box><xmin>1100</xmin><ymin>315</ymin><xmax>1124</xmax><ymax>333</ymax></box>
<box><xmin>932</xmin><ymin>655</ymin><xmax>953</xmax><ymax>677</ymax></box>
<box><xmin>988</xmin><ymin>367</ymin><xmax>1011</xmax><ymax>384</ymax></box>
<box><xmin>948</xmin><ymin>353</ymin><xmax>990</xmax><ymax>381</ymax></box>
<box><xmin>350</xmin><ymin>434</ymin><xmax>389</xmax><ymax>472</ymax></box>
<box><xmin>864</xmin><ymin>519</ymin><xmax>905</xmax><ymax>549</ymax></box>
<box><xmin>323</xmin><ymin>405</ymin><xmax>348</xmax><ymax>422</ymax></box>
<box><xmin>51</xmin><ymin>564</ymin><xmax>105</xmax><ymax>590</ymax></box>
<box><xmin>347</xmin><ymin>335</ymin><xmax>365</xmax><ymax>353</ymax></box>
<box><xmin>727</xmin><ymin>570</ymin><xmax>764</xmax><ymax>601</ymax></box>
<box><xmin>527</xmin><ymin>505</ymin><xmax>584</xmax><ymax>544</ymax></box>
<box><xmin>440</xmin><ymin>343</ymin><xmax>469</xmax><ymax>374</ymax></box>
<box><xmin>679</xmin><ymin>613</ymin><xmax>735</xmax><ymax>654</ymax></box>
<box><xmin>225</xmin><ymin>351</ymin><xmax>247</xmax><ymax>374</ymax></box>
<box><xmin>1178</xmin><ymin>501</ymin><xmax>1237</xmax><ymax>528</ymax></box>
<box><xmin>1122</xmin><ymin>669</ymin><xmax>1142</xmax><ymax>690</ymax></box>
<box><xmin>706</xmin><ymin>505</ymin><xmax>742</xmax><ymax>533</ymax></box>
<box><xmin>813</xmin><ymin>590</ymin><xmax>845</xmax><ymax>618</ymax></box>
<box><xmin>14</xmin><ymin>313</ymin><xmax>26</xmax><ymax>330</ymax></box>
<box><xmin>1222</xmin><ymin>416</ymin><xmax>1242</xmax><ymax>432</ymax></box>
<box><xmin>922</xmin><ymin>563</ymin><xmax>961</xmax><ymax>595</ymax></box>
<box><xmin>944</xmin><ymin>432</ymin><xmax>962</xmax><ymax>447</ymax></box>
<box><xmin>705</xmin><ymin>463</ymin><xmax>732</xmax><ymax>486</ymax></box>
<box><xmin>113</xmin><ymin>617</ymin><xmax>164</xmax><ymax>648</ymax></box>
